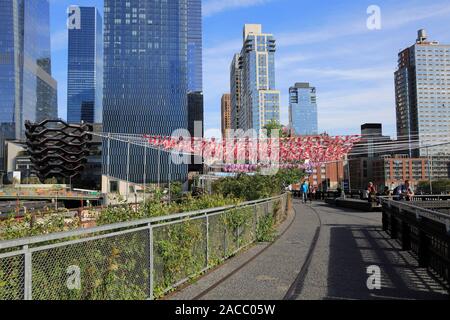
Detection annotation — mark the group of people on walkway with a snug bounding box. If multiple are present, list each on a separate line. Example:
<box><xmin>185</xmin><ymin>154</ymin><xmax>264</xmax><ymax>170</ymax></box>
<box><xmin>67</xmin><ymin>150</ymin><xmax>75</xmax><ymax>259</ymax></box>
<box><xmin>366</xmin><ymin>180</ymin><xmax>415</xmax><ymax>202</ymax></box>
<box><xmin>300</xmin><ymin>181</ymin><xmax>317</xmax><ymax>204</ymax></box>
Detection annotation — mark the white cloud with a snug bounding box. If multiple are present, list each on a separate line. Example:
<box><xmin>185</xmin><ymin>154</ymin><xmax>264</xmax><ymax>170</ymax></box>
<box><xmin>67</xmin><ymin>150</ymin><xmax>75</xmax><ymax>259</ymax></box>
<box><xmin>51</xmin><ymin>29</ymin><xmax>67</xmax><ymax>52</ymax></box>
<box><xmin>276</xmin><ymin>1</ymin><xmax>450</xmax><ymax>48</ymax></box>
<box><xmin>287</xmin><ymin>66</ymin><xmax>394</xmax><ymax>82</ymax></box>
<box><xmin>317</xmin><ymin>85</ymin><xmax>396</xmax><ymax>134</ymax></box>
<box><xmin>203</xmin><ymin>0</ymin><xmax>273</xmax><ymax>17</ymax></box>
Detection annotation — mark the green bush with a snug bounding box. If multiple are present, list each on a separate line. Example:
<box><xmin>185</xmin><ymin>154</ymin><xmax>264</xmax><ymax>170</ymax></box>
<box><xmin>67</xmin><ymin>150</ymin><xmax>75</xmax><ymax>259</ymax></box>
<box><xmin>417</xmin><ymin>179</ymin><xmax>450</xmax><ymax>194</ymax></box>
<box><xmin>256</xmin><ymin>201</ymin><xmax>281</xmax><ymax>243</ymax></box>
<box><xmin>256</xmin><ymin>214</ymin><xmax>276</xmax><ymax>242</ymax></box>
<box><xmin>212</xmin><ymin>169</ymin><xmax>304</xmax><ymax>201</ymax></box>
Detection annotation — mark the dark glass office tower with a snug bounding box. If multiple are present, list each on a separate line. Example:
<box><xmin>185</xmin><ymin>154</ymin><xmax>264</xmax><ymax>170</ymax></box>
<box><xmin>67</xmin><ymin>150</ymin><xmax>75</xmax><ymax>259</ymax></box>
<box><xmin>187</xmin><ymin>0</ymin><xmax>202</xmax><ymax>93</ymax></box>
<box><xmin>67</xmin><ymin>6</ymin><xmax>103</xmax><ymax>124</ymax></box>
<box><xmin>187</xmin><ymin>0</ymin><xmax>203</xmax><ymax>173</ymax></box>
<box><xmin>103</xmin><ymin>0</ymin><xmax>189</xmax><ymax>185</ymax></box>
<box><xmin>188</xmin><ymin>92</ymin><xmax>204</xmax><ymax>173</ymax></box>
<box><xmin>0</xmin><ymin>0</ymin><xmax>57</xmax><ymax>170</ymax></box>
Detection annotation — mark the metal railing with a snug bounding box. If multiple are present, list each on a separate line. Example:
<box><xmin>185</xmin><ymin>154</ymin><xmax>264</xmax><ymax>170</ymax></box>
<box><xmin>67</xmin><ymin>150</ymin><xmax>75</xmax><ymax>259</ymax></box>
<box><xmin>0</xmin><ymin>189</ymin><xmax>102</xmax><ymax>200</ymax></box>
<box><xmin>379</xmin><ymin>196</ymin><xmax>450</xmax><ymax>288</ymax></box>
<box><xmin>0</xmin><ymin>194</ymin><xmax>289</xmax><ymax>300</ymax></box>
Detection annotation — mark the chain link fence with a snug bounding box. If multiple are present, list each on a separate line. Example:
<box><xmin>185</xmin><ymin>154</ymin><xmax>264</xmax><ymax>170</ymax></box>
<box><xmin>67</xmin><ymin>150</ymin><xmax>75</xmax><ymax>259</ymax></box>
<box><xmin>0</xmin><ymin>194</ymin><xmax>289</xmax><ymax>300</ymax></box>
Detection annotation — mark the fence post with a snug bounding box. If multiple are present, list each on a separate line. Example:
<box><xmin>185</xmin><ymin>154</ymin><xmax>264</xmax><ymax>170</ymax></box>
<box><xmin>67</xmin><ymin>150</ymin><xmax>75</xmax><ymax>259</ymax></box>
<box><xmin>401</xmin><ymin>221</ymin><xmax>411</xmax><ymax>251</ymax></box>
<box><xmin>23</xmin><ymin>245</ymin><xmax>32</xmax><ymax>300</ymax></box>
<box><xmin>254</xmin><ymin>204</ymin><xmax>258</xmax><ymax>237</ymax></box>
<box><xmin>418</xmin><ymin>229</ymin><xmax>430</xmax><ymax>268</ymax></box>
<box><xmin>149</xmin><ymin>224</ymin><xmax>154</xmax><ymax>300</ymax></box>
<box><xmin>382</xmin><ymin>211</ymin><xmax>389</xmax><ymax>232</ymax></box>
<box><xmin>390</xmin><ymin>214</ymin><xmax>398</xmax><ymax>239</ymax></box>
<box><xmin>206</xmin><ymin>215</ymin><xmax>209</xmax><ymax>267</ymax></box>
<box><xmin>143</xmin><ymin>145</ymin><xmax>147</xmax><ymax>205</ymax></box>
<box><xmin>223</xmin><ymin>215</ymin><xmax>227</xmax><ymax>258</ymax></box>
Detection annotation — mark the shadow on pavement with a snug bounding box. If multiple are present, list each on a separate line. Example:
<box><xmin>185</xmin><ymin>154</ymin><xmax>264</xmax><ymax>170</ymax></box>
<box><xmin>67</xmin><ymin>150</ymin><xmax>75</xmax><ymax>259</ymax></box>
<box><xmin>326</xmin><ymin>225</ymin><xmax>449</xmax><ymax>300</ymax></box>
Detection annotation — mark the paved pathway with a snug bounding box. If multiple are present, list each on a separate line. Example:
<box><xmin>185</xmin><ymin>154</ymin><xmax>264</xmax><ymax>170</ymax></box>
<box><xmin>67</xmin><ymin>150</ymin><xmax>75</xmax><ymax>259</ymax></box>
<box><xmin>169</xmin><ymin>201</ymin><xmax>449</xmax><ymax>300</ymax></box>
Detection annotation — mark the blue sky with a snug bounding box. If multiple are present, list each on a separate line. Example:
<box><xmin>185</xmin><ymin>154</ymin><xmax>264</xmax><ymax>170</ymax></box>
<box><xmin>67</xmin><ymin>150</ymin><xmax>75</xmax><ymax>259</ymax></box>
<box><xmin>49</xmin><ymin>0</ymin><xmax>450</xmax><ymax>138</ymax></box>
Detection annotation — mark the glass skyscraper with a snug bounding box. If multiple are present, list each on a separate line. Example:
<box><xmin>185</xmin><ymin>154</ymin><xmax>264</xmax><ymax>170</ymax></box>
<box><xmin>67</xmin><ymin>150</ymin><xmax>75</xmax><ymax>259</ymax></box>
<box><xmin>187</xmin><ymin>0</ymin><xmax>202</xmax><ymax>93</ymax></box>
<box><xmin>186</xmin><ymin>0</ymin><xmax>204</xmax><ymax>174</ymax></box>
<box><xmin>395</xmin><ymin>30</ymin><xmax>450</xmax><ymax>157</ymax></box>
<box><xmin>67</xmin><ymin>6</ymin><xmax>103</xmax><ymax>124</ymax></box>
<box><xmin>102</xmin><ymin>0</ymin><xmax>190</xmax><ymax>187</ymax></box>
<box><xmin>0</xmin><ymin>0</ymin><xmax>57</xmax><ymax>170</ymax></box>
<box><xmin>289</xmin><ymin>83</ymin><xmax>319</xmax><ymax>136</ymax></box>
<box><xmin>231</xmin><ymin>24</ymin><xmax>280</xmax><ymax>133</ymax></box>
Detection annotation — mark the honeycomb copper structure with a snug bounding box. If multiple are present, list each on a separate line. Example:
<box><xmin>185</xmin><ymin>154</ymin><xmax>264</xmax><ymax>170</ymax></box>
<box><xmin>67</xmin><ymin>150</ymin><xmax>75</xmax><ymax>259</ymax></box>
<box><xmin>25</xmin><ymin>120</ymin><xmax>93</xmax><ymax>182</ymax></box>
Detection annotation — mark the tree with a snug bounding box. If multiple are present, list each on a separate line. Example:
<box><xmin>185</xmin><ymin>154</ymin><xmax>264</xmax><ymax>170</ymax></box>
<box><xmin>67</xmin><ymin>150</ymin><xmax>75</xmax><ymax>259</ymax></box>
<box><xmin>417</xmin><ymin>180</ymin><xmax>450</xmax><ymax>194</ymax></box>
<box><xmin>170</xmin><ymin>181</ymin><xmax>183</xmax><ymax>200</ymax></box>
<box><xmin>23</xmin><ymin>177</ymin><xmax>40</xmax><ymax>185</ymax></box>
<box><xmin>276</xmin><ymin>169</ymin><xmax>305</xmax><ymax>188</ymax></box>
<box><xmin>44</xmin><ymin>177</ymin><xmax>58</xmax><ymax>185</ymax></box>
<box><xmin>263</xmin><ymin>120</ymin><xmax>290</xmax><ymax>138</ymax></box>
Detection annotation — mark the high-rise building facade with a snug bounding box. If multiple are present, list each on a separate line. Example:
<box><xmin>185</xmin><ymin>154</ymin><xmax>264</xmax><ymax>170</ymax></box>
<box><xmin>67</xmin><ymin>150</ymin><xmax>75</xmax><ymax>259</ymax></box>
<box><xmin>230</xmin><ymin>54</ymin><xmax>242</xmax><ymax>130</ymax></box>
<box><xmin>289</xmin><ymin>83</ymin><xmax>318</xmax><ymax>136</ymax></box>
<box><xmin>187</xmin><ymin>0</ymin><xmax>202</xmax><ymax>93</ymax></box>
<box><xmin>188</xmin><ymin>92</ymin><xmax>203</xmax><ymax>173</ymax></box>
<box><xmin>395</xmin><ymin>29</ymin><xmax>450</xmax><ymax>157</ymax></box>
<box><xmin>67</xmin><ymin>6</ymin><xmax>103</xmax><ymax>124</ymax></box>
<box><xmin>102</xmin><ymin>0</ymin><xmax>190</xmax><ymax>190</ymax></box>
<box><xmin>186</xmin><ymin>0</ymin><xmax>204</xmax><ymax>174</ymax></box>
<box><xmin>231</xmin><ymin>24</ymin><xmax>280</xmax><ymax>133</ymax></box>
<box><xmin>221</xmin><ymin>94</ymin><xmax>231</xmax><ymax>137</ymax></box>
<box><xmin>0</xmin><ymin>0</ymin><xmax>57</xmax><ymax>170</ymax></box>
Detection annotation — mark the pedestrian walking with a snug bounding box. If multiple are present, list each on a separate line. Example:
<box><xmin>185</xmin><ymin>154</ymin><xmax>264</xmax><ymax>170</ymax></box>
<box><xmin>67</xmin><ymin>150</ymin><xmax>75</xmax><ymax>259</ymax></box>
<box><xmin>301</xmin><ymin>181</ymin><xmax>309</xmax><ymax>204</ymax></box>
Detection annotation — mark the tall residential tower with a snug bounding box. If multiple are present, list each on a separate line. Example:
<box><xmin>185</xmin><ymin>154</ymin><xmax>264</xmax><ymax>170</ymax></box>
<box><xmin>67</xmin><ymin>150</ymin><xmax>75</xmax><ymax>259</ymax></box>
<box><xmin>0</xmin><ymin>0</ymin><xmax>57</xmax><ymax>170</ymax></box>
<box><xmin>231</xmin><ymin>24</ymin><xmax>280</xmax><ymax>133</ymax></box>
<box><xmin>67</xmin><ymin>6</ymin><xmax>103</xmax><ymax>124</ymax></box>
<box><xmin>289</xmin><ymin>83</ymin><xmax>318</xmax><ymax>136</ymax></box>
<box><xmin>395</xmin><ymin>30</ymin><xmax>450</xmax><ymax>157</ymax></box>
<box><xmin>221</xmin><ymin>94</ymin><xmax>231</xmax><ymax>137</ymax></box>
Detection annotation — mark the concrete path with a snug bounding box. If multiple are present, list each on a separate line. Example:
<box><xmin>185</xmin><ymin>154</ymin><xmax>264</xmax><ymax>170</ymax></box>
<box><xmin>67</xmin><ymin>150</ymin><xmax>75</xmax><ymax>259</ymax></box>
<box><xmin>168</xmin><ymin>201</ymin><xmax>449</xmax><ymax>300</ymax></box>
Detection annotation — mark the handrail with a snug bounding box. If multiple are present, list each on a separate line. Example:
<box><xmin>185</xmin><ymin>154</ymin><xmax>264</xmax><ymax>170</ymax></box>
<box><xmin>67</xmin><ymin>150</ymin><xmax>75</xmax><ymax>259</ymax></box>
<box><xmin>378</xmin><ymin>196</ymin><xmax>450</xmax><ymax>229</ymax></box>
<box><xmin>0</xmin><ymin>194</ymin><xmax>286</xmax><ymax>250</ymax></box>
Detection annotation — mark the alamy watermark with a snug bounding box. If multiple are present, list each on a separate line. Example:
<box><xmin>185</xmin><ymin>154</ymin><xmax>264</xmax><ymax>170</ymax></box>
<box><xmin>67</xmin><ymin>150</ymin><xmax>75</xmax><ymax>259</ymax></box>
<box><xmin>366</xmin><ymin>265</ymin><xmax>382</xmax><ymax>290</ymax></box>
<box><xmin>67</xmin><ymin>5</ymin><xmax>81</xmax><ymax>30</ymax></box>
<box><xmin>367</xmin><ymin>5</ymin><xmax>382</xmax><ymax>30</ymax></box>
<box><xmin>66</xmin><ymin>265</ymin><xmax>81</xmax><ymax>290</ymax></box>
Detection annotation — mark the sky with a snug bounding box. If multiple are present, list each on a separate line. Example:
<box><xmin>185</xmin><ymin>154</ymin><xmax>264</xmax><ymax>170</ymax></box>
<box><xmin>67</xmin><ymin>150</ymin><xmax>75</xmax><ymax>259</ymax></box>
<box><xmin>49</xmin><ymin>0</ymin><xmax>450</xmax><ymax>138</ymax></box>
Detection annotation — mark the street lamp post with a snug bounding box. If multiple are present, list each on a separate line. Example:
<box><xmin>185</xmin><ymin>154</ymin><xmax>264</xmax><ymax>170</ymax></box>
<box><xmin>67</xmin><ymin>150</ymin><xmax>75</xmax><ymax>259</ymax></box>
<box><xmin>157</xmin><ymin>148</ymin><xmax>161</xmax><ymax>189</ymax></box>
<box><xmin>346</xmin><ymin>157</ymin><xmax>352</xmax><ymax>192</ymax></box>
<box><xmin>426</xmin><ymin>146</ymin><xmax>433</xmax><ymax>194</ymax></box>
<box><xmin>107</xmin><ymin>133</ymin><xmax>111</xmax><ymax>193</ymax></box>
<box><xmin>168</xmin><ymin>152</ymin><xmax>172</xmax><ymax>203</ymax></box>
<box><xmin>143</xmin><ymin>145</ymin><xmax>147</xmax><ymax>205</ymax></box>
<box><xmin>126</xmin><ymin>139</ymin><xmax>131</xmax><ymax>202</ymax></box>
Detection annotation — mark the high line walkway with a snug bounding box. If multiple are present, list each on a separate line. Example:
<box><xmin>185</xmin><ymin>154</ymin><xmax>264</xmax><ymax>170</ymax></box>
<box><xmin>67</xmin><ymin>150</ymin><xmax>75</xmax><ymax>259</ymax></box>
<box><xmin>169</xmin><ymin>200</ymin><xmax>449</xmax><ymax>300</ymax></box>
